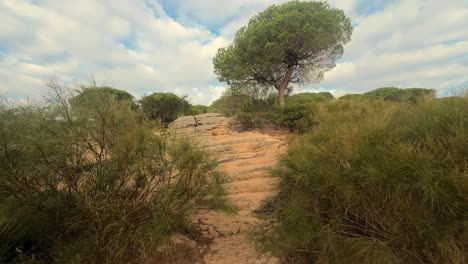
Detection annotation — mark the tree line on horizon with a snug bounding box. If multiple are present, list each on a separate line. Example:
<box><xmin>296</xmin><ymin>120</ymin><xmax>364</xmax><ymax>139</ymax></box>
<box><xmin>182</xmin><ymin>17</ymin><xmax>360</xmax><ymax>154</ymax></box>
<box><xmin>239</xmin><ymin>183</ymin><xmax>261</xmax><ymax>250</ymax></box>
<box><xmin>56</xmin><ymin>84</ymin><xmax>437</xmax><ymax>122</ymax></box>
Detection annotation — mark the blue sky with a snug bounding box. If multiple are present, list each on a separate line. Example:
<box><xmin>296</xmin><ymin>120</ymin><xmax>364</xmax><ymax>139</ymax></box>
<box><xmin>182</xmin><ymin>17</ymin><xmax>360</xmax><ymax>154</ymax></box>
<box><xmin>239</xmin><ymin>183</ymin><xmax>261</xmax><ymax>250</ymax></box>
<box><xmin>0</xmin><ymin>0</ymin><xmax>467</xmax><ymax>104</ymax></box>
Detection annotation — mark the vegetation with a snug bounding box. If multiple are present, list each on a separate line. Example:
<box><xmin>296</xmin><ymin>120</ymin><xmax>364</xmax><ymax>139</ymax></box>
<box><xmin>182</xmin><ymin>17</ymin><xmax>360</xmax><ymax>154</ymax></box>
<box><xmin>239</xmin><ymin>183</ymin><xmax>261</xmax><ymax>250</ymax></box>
<box><xmin>209</xmin><ymin>87</ymin><xmax>321</xmax><ymax>132</ymax></box>
<box><xmin>69</xmin><ymin>86</ymin><xmax>136</xmax><ymax>109</ymax></box>
<box><xmin>0</xmin><ymin>85</ymin><xmax>232</xmax><ymax>263</ymax></box>
<box><xmin>286</xmin><ymin>92</ymin><xmax>335</xmax><ymax>104</ymax></box>
<box><xmin>213</xmin><ymin>1</ymin><xmax>352</xmax><ymax>106</ymax></box>
<box><xmin>190</xmin><ymin>104</ymin><xmax>209</xmax><ymax>115</ymax></box>
<box><xmin>340</xmin><ymin>87</ymin><xmax>436</xmax><ymax>102</ymax></box>
<box><xmin>339</xmin><ymin>93</ymin><xmax>362</xmax><ymax>100</ymax></box>
<box><xmin>209</xmin><ymin>87</ymin><xmax>276</xmax><ymax>117</ymax></box>
<box><xmin>210</xmin><ymin>91</ymin><xmax>252</xmax><ymax>117</ymax></box>
<box><xmin>253</xmin><ymin>97</ymin><xmax>468</xmax><ymax>263</ymax></box>
<box><xmin>4</xmin><ymin>1</ymin><xmax>465</xmax><ymax>263</ymax></box>
<box><xmin>1</xmin><ymin>78</ymin><xmax>465</xmax><ymax>264</ymax></box>
<box><xmin>140</xmin><ymin>92</ymin><xmax>191</xmax><ymax>125</ymax></box>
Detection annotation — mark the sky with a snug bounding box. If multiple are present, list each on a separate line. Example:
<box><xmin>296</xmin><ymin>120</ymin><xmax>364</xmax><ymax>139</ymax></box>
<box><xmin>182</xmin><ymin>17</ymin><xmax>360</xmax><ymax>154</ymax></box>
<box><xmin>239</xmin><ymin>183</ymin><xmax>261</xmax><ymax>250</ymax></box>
<box><xmin>1</xmin><ymin>0</ymin><xmax>467</xmax><ymax>104</ymax></box>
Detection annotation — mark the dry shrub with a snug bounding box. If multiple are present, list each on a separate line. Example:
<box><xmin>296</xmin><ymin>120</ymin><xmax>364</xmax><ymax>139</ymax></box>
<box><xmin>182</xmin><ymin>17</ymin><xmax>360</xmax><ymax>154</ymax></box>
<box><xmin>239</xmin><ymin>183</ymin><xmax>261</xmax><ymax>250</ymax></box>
<box><xmin>0</xmin><ymin>84</ymin><xmax>232</xmax><ymax>263</ymax></box>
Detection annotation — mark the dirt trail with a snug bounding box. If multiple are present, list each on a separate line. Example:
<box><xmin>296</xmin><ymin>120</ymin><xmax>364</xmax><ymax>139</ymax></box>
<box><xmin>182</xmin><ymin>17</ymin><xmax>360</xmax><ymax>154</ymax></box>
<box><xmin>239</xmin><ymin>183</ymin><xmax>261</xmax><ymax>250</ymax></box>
<box><xmin>169</xmin><ymin>113</ymin><xmax>287</xmax><ymax>264</ymax></box>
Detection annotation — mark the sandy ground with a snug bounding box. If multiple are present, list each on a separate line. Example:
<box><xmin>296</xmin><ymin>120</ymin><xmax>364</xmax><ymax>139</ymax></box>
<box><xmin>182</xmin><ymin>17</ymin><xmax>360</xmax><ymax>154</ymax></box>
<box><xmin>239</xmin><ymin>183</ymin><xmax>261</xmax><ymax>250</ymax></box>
<box><xmin>168</xmin><ymin>113</ymin><xmax>288</xmax><ymax>264</ymax></box>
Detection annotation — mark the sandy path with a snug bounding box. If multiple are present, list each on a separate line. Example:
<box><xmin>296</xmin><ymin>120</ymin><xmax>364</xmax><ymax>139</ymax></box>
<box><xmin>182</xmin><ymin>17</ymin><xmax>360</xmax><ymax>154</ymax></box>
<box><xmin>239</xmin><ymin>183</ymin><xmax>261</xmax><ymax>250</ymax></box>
<box><xmin>169</xmin><ymin>113</ymin><xmax>287</xmax><ymax>264</ymax></box>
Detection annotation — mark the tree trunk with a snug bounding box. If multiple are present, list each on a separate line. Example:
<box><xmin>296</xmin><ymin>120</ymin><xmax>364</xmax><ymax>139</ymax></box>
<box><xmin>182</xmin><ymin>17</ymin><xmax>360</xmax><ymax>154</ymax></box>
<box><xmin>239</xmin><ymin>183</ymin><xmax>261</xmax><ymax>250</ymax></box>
<box><xmin>278</xmin><ymin>65</ymin><xmax>294</xmax><ymax>107</ymax></box>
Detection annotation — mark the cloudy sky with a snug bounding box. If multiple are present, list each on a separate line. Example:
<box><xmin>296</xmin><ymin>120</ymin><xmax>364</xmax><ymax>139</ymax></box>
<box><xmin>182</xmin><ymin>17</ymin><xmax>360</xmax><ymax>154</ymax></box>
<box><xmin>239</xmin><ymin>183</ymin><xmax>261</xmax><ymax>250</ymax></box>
<box><xmin>1</xmin><ymin>0</ymin><xmax>467</xmax><ymax>104</ymax></box>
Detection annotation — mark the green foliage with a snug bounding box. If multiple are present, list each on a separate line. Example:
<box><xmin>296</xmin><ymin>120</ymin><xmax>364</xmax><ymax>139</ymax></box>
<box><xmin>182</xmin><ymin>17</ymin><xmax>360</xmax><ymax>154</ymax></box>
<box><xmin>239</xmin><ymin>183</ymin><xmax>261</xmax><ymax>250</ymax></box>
<box><xmin>210</xmin><ymin>87</ymin><xmax>276</xmax><ymax>117</ymax></box>
<box><xmin>206</xmin><ymin>105</ymin><xmax>220</xmax><ymax>113</ymax></box>
<box><xmin>69</xmin><ymin>86</ymin><xmax>135</xmax><ymax>109</ymax></box>
<box><xmin>0</xmin><ymin>88</ymin><xmax>232</xmax><ymax>263</ymax></box>
<box><xmin>254</xmin><ymin>98</ymin><xmax>468</xmax><ymax>263</ymax></box>
<box><xmin>210</xmin><ymin>88</ymin><xmax>276</xmax><ymax>129</ymax></box>
<box><xmin>287</xmin><ymin>92</ymin><xmax>335</xmax><ymax>105</ymax></box>
<box><xmin>235</xmin><ymin>103</ymin><xmax>318</xmax><ymax>133</ymax></box>
<box><xmin>210</xmin><ymin>92</ymin><xmax>252</xmax><ymax>117</ymax></box>
<box><xmin>341</xmin><ymin>87</ymin><xmax>436</xmax><ymax>103</ymax></box>
<box><xmin>339</xmin><ymin>93</ymin><xmax>362</xmax><ymax>100</ymax></box>
<box><xmin>190</xmin><ymin>104</ymin><xmax>208</xmax><ymax>115</ymax></box>
<box><xmin>213</xmin><ymin>1</ymin><xmax>353</xmax><ymax>105</ymax></box>
<box><xmin>140</xmin><ymin>92</ymin><xmax>191</xmax><ymax>125</ymax></box>
<box><xmin>211</xmin><ymin>88</ymin><xmax>322</xmax><ymax>132</ymax></box>
<box><xmin>269</xmin><ymin>104</ymin><xmax>318</xmax><ymax>133</ymax></box>
<box><xmin>364</xmin><ymin>87</ymin><xmax>436</xmax><ymax>102</ymax></box>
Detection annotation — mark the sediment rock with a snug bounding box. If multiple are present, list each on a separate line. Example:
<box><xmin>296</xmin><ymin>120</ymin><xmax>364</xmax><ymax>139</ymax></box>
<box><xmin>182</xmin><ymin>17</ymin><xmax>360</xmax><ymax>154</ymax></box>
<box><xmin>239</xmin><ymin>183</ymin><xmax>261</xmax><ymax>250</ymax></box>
<box><xmin>168</xmin><ymin>113</ymin><xmax>287</xmax><ymax>264</ymax></box>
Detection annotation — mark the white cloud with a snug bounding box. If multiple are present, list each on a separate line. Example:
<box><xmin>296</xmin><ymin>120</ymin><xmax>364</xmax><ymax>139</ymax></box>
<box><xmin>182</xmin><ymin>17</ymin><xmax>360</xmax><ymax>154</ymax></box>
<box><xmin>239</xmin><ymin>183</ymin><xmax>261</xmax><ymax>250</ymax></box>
<box><xmin>0</xmin><ymin>0</ymin><xmax>467</xmax><ymax>104</ymax></box>
<box><xmin>0</xmin><ymin>0</ymin><xmax>227</xmax><ymax>104</ymax></box>
<box><xmin>319</xmin><ymin>0</ymin><xmax>468</xmax><ymax>95</ymax></box>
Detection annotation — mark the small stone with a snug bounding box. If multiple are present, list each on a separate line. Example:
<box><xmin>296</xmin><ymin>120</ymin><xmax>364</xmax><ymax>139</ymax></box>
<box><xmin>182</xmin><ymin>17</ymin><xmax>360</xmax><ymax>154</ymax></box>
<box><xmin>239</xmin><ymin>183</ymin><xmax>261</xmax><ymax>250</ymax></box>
<box><xmin>169</xmin><ymin>234</ymin><xmax>197</xmax><ymax>249</ymax></box>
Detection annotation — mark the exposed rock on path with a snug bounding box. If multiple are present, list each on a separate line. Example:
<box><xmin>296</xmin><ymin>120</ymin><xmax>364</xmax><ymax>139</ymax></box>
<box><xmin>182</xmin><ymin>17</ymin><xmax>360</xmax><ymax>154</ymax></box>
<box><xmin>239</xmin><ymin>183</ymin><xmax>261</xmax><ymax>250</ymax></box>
<box><xmin>169</xmin><ymin>113</ymin><xmax>287</xmax><ymax>264</ymax></box>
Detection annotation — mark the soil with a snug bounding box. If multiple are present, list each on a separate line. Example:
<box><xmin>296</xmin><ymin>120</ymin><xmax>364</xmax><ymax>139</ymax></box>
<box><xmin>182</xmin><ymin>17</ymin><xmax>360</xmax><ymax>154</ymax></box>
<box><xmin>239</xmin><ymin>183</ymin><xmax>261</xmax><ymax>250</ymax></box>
<box><xmin>167</xmin><ymin>113</ymin><xmax>289</xmax><ymax>264</ymax></box>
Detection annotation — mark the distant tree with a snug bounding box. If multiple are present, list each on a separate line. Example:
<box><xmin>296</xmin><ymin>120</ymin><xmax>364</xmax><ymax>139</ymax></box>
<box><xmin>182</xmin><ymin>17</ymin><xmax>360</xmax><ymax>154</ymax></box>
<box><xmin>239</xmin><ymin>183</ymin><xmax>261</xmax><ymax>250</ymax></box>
<box><xmin>190</xmin><ymin>105</ymin><xmax>209</xmax><ymax>115</ymax></box>
<box><xmin>339</xmin><ymin>93</ymin><xmax>362</xmax><ymax>100</ymax></box>
<box><xmin>213</xmin><ymin>1</ymin><xmax>352</xmax><ymax>106</ymax></box>
<box><xmin>140</xmin><ymin>93</ymin><xmax>191</xmax><ymax>124</ymax></box>
<box><xmin>69</xmin><ymin>86</ymin><xmax>135</xmax><ymax>109</ymax></box>
<box><xmin>287</xmin><ymin>92</ymin><xmax>335</xmax><ymax>105</ymax></box>
<box><xmin>209</xmin><ymin>91</ymin><xmax>252</xmax><ymax>117</ymax></box>
<box><xmin>341</xmin><ymin>87</ymin><xmax>436</xmax><ymax>103</ymax></box>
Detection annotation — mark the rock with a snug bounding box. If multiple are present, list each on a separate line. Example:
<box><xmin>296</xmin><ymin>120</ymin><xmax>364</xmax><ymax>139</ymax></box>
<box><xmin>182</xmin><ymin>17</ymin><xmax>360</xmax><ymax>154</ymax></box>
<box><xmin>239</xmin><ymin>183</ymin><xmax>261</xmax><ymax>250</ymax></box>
<box><xmin>170</xmin><ymin>116</ymin><xmax>196</xmax><ymax>129</ymax></box>
<box><xmin>155</xmin><ymin>234</ymin><xmax>203</xmax><ymax>264</ymax></box>
<box><xmin>253</xmin><ymin>196</ymin><xmax>277</xmax><ymax>216</ymax></box>
<box><xmin>168</xmin><ymin>114</ymin><xmax>287</xmax><ymax>264</ymax></box>
<box><xmin>217</xmin><ymin>222</ymin><xmax>242</xmax><ymax>235</ymax></box>
<box><xmin>194</xmin><ymin>114</ymin><xmax>225</xmax><ymax>132</ymax></box>
<box><xmin>170</xmin><ymin>234</ymin><xmax>197</xmax><ymax>249</ymax></box>
<box><xmin>169</xmin><ymin>113</ymin><xmax>226</xmax><ymax>133</ymax></box>
<box><xmin>194</xmin><ymin>113</ymin><xmax>224</xmax><ymax>125</ymax></box>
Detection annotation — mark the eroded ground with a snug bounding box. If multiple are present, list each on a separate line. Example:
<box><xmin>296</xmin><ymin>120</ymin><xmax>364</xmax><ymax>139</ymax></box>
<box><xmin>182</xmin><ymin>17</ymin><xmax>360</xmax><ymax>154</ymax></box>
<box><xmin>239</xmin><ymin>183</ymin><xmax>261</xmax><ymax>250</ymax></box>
<box><xmin>168</xmin><ymin>113</ymin><xmax>288</xmax><ymax>264</ymax></box>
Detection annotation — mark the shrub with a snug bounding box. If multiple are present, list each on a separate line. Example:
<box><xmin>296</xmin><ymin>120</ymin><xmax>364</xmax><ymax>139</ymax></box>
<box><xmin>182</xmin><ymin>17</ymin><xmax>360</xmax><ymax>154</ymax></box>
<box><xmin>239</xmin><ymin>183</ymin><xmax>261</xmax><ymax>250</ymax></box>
<box><xmin>210</xmin><ymin>87</ymin><xmax>277</xmax><ymax>117</ymax></box>
<box><xmin>265</xmin><ymin>104</ymin><xmax>317</xmax><ymax>133</ymax></box>
<box><xmin>236</xmin><ymin>112</ymin><xmax>269</xmax><ymax>130</ymax></box>
<box><xmin>366</xmin><ymin>87</ymin><xmax>435</xmax><ymax>102</ymax></box>
<box><xmin>341</xmin><ymin>87</ymin><xmax>436</xmax><ymax>103</ymax></box>
<box><xmin>190</xmin><ymin>104</ymin><xmax>209</xmax><ymax>115</ymax></box>
<box><xmin>140</xmin><ymin>93</ymin><xmax>191</xmax><ymax>125</ymax></box>
<box><xmin>286</xmin><ymin>92</ymin><xmax>335</xmax><ymax>105</ymax></box>
<box><xmin>0</xmin><ymin>87</ymin><xmax>232</xmax><ymax>263</ymax></box>
<box><xmin>211</xmin><ymin>88</ymin><xmax>325</xmax><ymax>132</ymax></box>
<box><xmin>210</xmin><ymin>92</ymin><xmax>252</xmax><ymax>117</ymax></box>
<box><xmin>339</xmin><ymin>93</ymin><xmax>362</xmax><ymax>100</ymax></box>
<box><xmin>254</xmin><ymin>98</ymin><xmax>468</xmax><ymax>263</ymax></box>
<box><xmin>69</xmin><ymin>86</ymin><xmax>136</xmax><ymax>109</ymax></box>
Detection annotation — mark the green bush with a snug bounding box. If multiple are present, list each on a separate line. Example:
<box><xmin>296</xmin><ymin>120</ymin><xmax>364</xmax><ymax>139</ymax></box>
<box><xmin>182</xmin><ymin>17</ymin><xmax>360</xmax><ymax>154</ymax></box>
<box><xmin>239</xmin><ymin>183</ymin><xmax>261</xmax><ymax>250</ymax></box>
<box><xmin>286</xmin><ymin>92</ymin><xmax>335</xmax><ymax>105</ymax></box>
<box><xmin>210</xmin><ymin>88</ymin><xmax>324</xmax><ymax>132</ymax></box>
<box><xmin>0</xmin><ymin>88</ymin><xmax>232</xmax><ymax>263</ymax></box>
<box><xmin>235</xmin><ymin>104</ymin><xmax>317</xmax><ymax>133</ymax></box>
<box><xmin>190</xmin><ymin>104</ymin><xmax>209</xmax><ymax>115</ymax></box>
<box><xmin>236</xmin><ymin>112</ymin><xmax>270</xmax><ymax>130</ymax></box>
<box><xmin>69</xmin><ymin>86</ymin><xmax>136</xmax><ymax>109</ymax></box>
<box><xmin>365</xmin><ymin>87</ymin><xmax>435</xmax><ymax>102</ymax></box>
<box><xmin>210</xmin><ymin>87</ymin><xmax>278</xmax><ymax>117</ymax></box>
<box><xmin>254</xmin><ymin>98</ymin><xmax>468</xmax><ymax>263</ymax></box>
<box><xmin>140</xmin><ymin>93</ymin><xmax>191</xmax><ymax>125</ymax></box>
<box><xmin>210</xmin><ymin>87</ymin><xmax>282</xmax><ymax>130</ymax></box>
<box><xmin>210</xmin><ymin>92</ymin><xmax>252</xmax><ymax>117</ymax></box>
<box><xmin>269</xmin><ymin>104</ymin><xmax>318</xmax><ymax>133</ymax></box>
<box><xmin>339</xmin><ymin>93</ymin><xmax>362</xmax><ymax>100</ymax></box>
<box><xmin>340</xmin><ymin>87</ymin><xmax>436</xmax><ymax>103</ymax></box>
